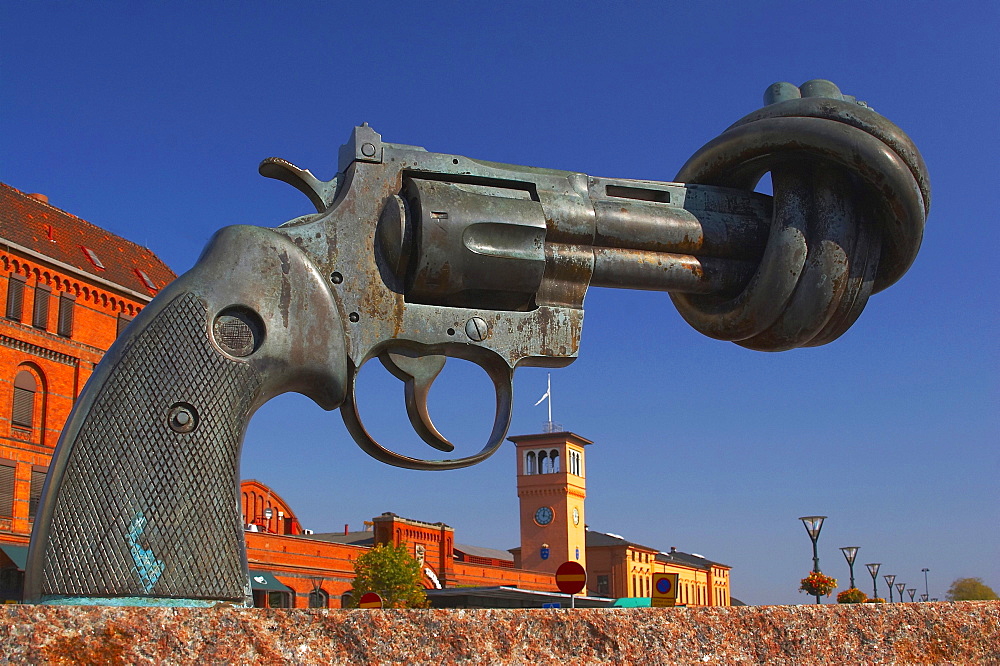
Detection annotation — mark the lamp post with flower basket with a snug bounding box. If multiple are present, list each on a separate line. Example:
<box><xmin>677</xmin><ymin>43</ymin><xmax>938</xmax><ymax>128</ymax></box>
<box><xmin>798</xmin><ymin>516</ymin><xmax>830</xmax><ymax>604</ymax></box>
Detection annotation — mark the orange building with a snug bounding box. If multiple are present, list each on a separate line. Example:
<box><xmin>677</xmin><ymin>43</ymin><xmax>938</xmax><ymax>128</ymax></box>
<box><xmin>235</xmin><ymin>429</ymin><xmax>731</xmax><ymax>609</ymax></box>
<box><xmin>0</xmin><ymin>183</ymin><xmax>175</xmax><ymax>602</ymax></box>
<box><xmin>0</xmin><ymin>185</ymin><xmax>732</xmax><ymax>608</ymax></box>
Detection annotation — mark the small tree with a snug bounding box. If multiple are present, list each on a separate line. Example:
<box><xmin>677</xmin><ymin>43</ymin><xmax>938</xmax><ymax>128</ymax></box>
<box><xmin>946</xmin><ymin>577</ymin><xmax>999</xmax><ymax>601</ymax></box>
<box><xmin>350</xmin><ymin>543</ymin><xmax>429</xmax><ymax>608</ymax></box>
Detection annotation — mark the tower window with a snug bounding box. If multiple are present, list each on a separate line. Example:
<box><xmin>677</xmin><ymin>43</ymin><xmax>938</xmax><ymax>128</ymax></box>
<box><xmin>525</xmin><ymin>451</ymin><xmax>536</xmax><ymax>475</ymax></box>
<box><xmin>12</xmin><ymin>370</ymin><xmax>37</xmax><ymax>430</ymax></box>
<box><xmin>569</xmin><ymin>450</ymin><xmax>582</xmax><ymax>476</ymax></box>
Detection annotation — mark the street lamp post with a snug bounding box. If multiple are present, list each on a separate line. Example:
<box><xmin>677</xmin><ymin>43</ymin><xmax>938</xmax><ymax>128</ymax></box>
<box><xmin>922</xmin><ymin>568</ymin><xmax>930</xmax><ymax>601</ymax></box>
<box><xmin>920</xmin><ymin>594</ymin><xmax>928</xmax><ymax>602</ymax></box>
<box><xmin>866</xmin><ymin>563</ymin><xmax>881</xmax><ymax>600</ymax></box>
<box><xmin>907</xmin><ymin>588</ymin><xmax>916</xmax><ymax>602</ymax></box>
<box><xmin>839</xmin><ymin>546</ymin><xmax>859</xmax><ymax>590</ymax></box>
<box><xmin>799</xmin><ymin>516</ymin><xmax>827</xmax><ymax>604</ymax></box>
<box><xmin>884</xmin><ymin>574</ymin><xmax>896</xmax><ymax>602</ymax></box>
<box><xmin>896</xmin><ymin>582</ymin><xmax>906</xmax><ymax>602</ymax></box>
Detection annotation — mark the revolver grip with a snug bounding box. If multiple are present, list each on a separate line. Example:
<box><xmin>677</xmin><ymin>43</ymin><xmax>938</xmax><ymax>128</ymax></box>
<box><xmin>25</xmin><ymin>225</ymin><xmax>347</xmax><ymax>605</ymax></box>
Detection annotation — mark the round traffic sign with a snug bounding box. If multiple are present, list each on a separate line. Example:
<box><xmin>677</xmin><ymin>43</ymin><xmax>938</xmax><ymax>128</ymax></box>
<box><xmin>555</xmin><ymin>561</ymin><xmax>587</xmax><ymax>595</ymax></box>
<box><xmin>656</xmin><ymin>577</ymin><xmax>673</xmax><ymax>594</ymax></box>
<box><xmin>358</xmin><ymin>592</ymin><xmax>383</xmax><ymax>608</ymax></box>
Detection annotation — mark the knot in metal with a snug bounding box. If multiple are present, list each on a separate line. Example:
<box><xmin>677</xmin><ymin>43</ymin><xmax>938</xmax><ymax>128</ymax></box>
<box><xmin>672</xmin><ymin>79</ymin><xmax>930</xmax><ymax>351</ymax></box>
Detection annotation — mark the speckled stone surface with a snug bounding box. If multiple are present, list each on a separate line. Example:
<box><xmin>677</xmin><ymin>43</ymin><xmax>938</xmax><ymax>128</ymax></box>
<box><xmin>1</xmin><ymin>601</ymin><xmax>997</xmax><ymax>664</ymax></box>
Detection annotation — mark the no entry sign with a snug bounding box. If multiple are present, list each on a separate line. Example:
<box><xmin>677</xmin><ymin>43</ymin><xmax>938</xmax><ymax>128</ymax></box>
<box><xmin>358</xmin><ymin>592</ymin><xmax>383</xmax><ymax>608</ymax></box>
<box><xmin>555</xmin><ymin>561</ymin><xmax>587</xmax><ymax>595</ymax></box>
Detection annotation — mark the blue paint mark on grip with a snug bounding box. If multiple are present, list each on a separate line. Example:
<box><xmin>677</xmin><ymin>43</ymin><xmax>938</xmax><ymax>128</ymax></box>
<box><xmin>127</xmin><ymin>512</ymin><xmax>164</xmax><ymax>593</ymax></box>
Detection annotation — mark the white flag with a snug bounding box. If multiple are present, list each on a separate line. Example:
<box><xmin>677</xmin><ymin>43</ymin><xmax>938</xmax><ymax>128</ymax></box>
<box><xmin>533</xmin><ymin>390</ymin><xmax>550</xmax><ymax>407</ymax></box>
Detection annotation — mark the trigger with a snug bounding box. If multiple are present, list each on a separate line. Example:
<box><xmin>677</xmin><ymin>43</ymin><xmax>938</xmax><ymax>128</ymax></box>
<box><xmin>379</xmin><ymin>352</ymin><xmax>455</xmax><ymax>453</ymax></box>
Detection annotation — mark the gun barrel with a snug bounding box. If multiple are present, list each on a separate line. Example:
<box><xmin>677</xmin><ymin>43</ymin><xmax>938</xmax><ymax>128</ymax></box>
<box><xmin>593</xmin><ymin>198</ymin><xmax>769</xmax><ymax>261</ymax></box>
<box><xmin>590</xmin><ymin>247</ymin><xmax>757</xmax><ymax>294</ymax></box>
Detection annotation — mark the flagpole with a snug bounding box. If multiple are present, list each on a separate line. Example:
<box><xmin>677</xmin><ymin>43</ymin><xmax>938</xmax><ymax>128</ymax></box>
<box><xmin>547</xmin><ymin>373</ymin><xmax>552</xmax><ymax>425</ymax></box>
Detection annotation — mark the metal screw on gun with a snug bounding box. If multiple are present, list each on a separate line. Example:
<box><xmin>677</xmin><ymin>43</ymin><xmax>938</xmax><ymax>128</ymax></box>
<box><xmin>466</xmin><ymin>317</ymin><xmax>488</xmax><ymax>341</ymax></box>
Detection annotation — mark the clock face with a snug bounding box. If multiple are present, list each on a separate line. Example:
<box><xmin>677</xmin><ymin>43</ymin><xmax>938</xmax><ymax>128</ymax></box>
<box><xmin>534</xmin><ymin>506</ymin><xmax>554</xmax><ymax>526</ymax></box>
<box><xmin>572</xmin><ymin>507</ymin><xmax>580</xmax><ymax>525</ymax></box>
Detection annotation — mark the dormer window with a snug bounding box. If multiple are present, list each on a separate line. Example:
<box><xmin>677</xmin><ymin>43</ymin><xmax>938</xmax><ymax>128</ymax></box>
<box><xmin>135</xmin><ymin>269</ymin><xmax>158</xmax><ymax>292</ymax></box>
<box><xmin>81</xmin><ymin>246</ymin><xmax>105</xmax><ymax>270</ymax></box>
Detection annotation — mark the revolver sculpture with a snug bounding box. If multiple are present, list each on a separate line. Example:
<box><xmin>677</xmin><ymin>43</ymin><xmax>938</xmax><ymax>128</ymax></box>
<box><xmin>26</xmin><ymin>80</ymin><xmax>928</xmax><ymax>605</ymax></box>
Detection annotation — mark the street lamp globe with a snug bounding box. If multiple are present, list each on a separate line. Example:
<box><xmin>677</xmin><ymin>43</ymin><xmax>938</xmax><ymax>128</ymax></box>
<box><xmin>839</xmin><ymin>547</ymin><xmax>860</xmax><ymax>589</ymax></box>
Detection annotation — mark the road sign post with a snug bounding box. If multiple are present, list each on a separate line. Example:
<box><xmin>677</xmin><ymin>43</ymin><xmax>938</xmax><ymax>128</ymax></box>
<box><xmin>555</xmin><ymin>561</ymin><xmax>587</xmax><ymax>609</ymax></box>
<box><xmin>652</xmin><ymin>573</ymin><xmax>679</xmax><ymax>608</ymax></box>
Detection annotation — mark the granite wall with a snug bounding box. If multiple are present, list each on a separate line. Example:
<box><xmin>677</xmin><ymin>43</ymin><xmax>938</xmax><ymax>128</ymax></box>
<box><xmin>1</xmin><ymin>601</ymin><xmax>998</xmax><ymax>664</ymax></box>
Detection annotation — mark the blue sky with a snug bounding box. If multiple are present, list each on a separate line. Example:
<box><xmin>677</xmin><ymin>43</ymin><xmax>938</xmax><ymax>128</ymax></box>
<box><xmin>2</xmin><ymin>2</ymin><xmax>996</xmax><ymax>605</ymax></box>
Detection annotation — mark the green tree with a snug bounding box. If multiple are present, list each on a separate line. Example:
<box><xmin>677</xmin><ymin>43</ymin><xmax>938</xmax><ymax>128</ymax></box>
<box><xmin>349</xmin><ymin>543</ymin><xmax>429</xmax><ymax>608</ymax></box>
<box><xmin>945</xmin><ymin>577</ymin><xmax>999</xmax><ymax>601</ymax></box>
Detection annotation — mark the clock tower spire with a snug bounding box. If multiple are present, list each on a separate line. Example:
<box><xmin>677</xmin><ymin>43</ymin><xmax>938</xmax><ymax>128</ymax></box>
<box><xmin>508</xmin><ymin>431</ymin><xmax>591</xmax><ymax>574</ymax></box>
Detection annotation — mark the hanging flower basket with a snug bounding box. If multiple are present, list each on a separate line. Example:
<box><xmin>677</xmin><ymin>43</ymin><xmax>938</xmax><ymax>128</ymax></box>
<box><xmin>837</xmin><ymin>587</ymin><xmax>867</xmax><ymax>604</ymax></box>
<box><xmin>800</xmin><ymin>571</ymin><xmax>838</xmax><ymax>597</ymax></box>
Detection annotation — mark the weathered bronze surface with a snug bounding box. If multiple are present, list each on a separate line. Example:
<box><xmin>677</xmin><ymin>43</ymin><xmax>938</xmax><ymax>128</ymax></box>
<box><xmin>25</xmin><ymin>80</ymin><xmax>928</xmax><ymax>605</ymax></box>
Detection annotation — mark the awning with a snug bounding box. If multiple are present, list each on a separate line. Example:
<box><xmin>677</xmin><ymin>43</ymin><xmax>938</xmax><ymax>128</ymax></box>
<box><xmin>0</xmin><ymin>544</ymin><xmax>29</xmax><ymax>570</ymax></box>
<box><xmin>611</xmin><ymin>597</ymin><xmax>651</xmax><ymax>607</ymax></box>
<box><xmin>249</xmin><ymin>570</ymin><xmax>291</xmax><ymax>591</ymax></box>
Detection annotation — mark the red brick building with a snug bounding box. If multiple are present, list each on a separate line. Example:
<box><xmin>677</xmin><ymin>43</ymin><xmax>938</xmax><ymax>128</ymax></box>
<box><xmin>0</xmin><ymin>183</ymin><xmax>176</xmax><ymax>601</ymax></box>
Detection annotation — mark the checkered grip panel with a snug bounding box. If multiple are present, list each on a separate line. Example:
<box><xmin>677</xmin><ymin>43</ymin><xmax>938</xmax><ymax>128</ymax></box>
<box><xmin>40</xmin><ymin>292</ymin><xmax>262</xmax><ymax>601</ymax></box>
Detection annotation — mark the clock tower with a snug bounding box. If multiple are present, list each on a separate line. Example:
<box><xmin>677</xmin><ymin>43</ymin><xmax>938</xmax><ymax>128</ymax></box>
<box><xmin>509</xmin><ymin>431</ymin><xmax>591</xmax><ymax>574</ymax></box>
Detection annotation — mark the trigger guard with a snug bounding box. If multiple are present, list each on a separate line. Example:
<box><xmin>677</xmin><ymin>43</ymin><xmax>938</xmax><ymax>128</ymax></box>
<box><xmin>340</xmin><ymin>360</ymin><xmax>514</xmax><ymax>471</ymax></box>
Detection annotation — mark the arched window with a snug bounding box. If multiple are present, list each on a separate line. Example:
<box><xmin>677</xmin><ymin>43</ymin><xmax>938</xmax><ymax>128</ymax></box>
<box><xmin>340</xmin><ymin>591</ymin><xmax>354</xmax><ymax>608</ymax></box>
<box><xmin>538</xmin><ymin>450</ymin><xmax>548</xmax><ymax>474</ymax></box>
<box><xmin>308</xmin><ymin>589</ymin><xmax>329</xmax><ymax>608</ymax></box>
<box><xmin>549</xmin><ymin>450</ymin><xmax>560</xmax><ymax>473</ymax></box>
<box><xmin>525</xmin><ymin>451</ymin><xmax>536</xmax><ymax>475</ymax></box>
<box><xmin>12</xmin><ymin>370</ymin><xmax>37</xmax><ymax>430</ymax></box>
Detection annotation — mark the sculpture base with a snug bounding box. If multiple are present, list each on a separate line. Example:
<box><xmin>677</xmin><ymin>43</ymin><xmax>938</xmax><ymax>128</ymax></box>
<box><xmin>2</xmin><ymin>601</ymin><xmax>997</xmax><ymax>664</ymax></box>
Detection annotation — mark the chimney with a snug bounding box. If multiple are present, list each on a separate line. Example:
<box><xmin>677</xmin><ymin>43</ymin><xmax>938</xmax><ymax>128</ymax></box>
<box><xmin>28</xmin><ymin>193</ymin><xmax>49</xmax><ymax>204</ymax></box>
<box><xmin>344</xmin><ymin>524</ymin><xmax>349</xmax><ymax>535</ymax></box>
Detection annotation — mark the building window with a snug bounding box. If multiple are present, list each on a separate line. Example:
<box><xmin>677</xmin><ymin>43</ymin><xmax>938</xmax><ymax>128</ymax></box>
<box><xmin>57</xmin><ymin>293</ymin><xmax>75</xmax><ymax>337</ymax></box>
<box><xmin>268</xmin><ymin>590</ymin><xmax>292</xmax><ymax>608</ymax></box>
<box><xmin>308</xmin><ymin>589</ymin><xmax>329</xmax><ymax>608</ymax></box>
<box><xmin>340</xmin><ymin>591</ymin><xmax>354</xmax><ymax>608</ymax></box>
<box><xmin>32</xmin><ymin>284</ymin><xmax>50</xmax><ymax>329</ymax></box>
<box><xmin>0</xmin><ymin>461</ymin><xmax>14</xmax><ymax>519</ymax></box>
<box><xmin>117</xmin><ymin>313</ymin><xmax>134</xmax><ymax>337</ymax></box>
<box><xmin>597</xmin><ymin>575</ymin><xmax>609</xmax><ymax>597</ymax></box>
<box><xmin>525</xmin><ymin>451</ymin><xmax>536</xmax><ymax>475</ymax></box>
<box><xmin>28</xmin><ymin>467</ymin><xmax>47</xmax><ymax>519</ymax></box>
<box><xmin>6</xmin><ymin>275</ymin><xmax>25</xmax><ymax>321</ymax></box>
<box><xmin>12</xmin><ymin>371</ymin><xmax>37</xmax><ymax>430</ymax></box>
